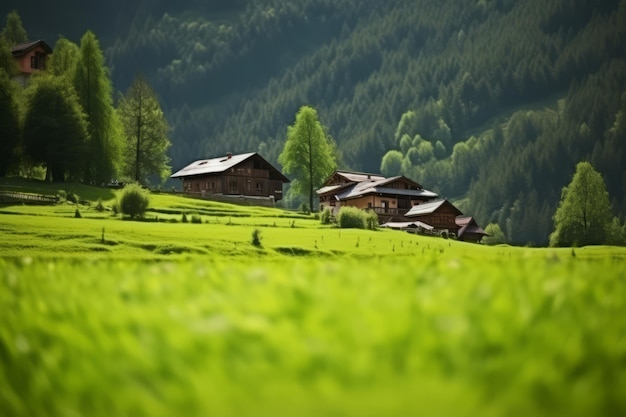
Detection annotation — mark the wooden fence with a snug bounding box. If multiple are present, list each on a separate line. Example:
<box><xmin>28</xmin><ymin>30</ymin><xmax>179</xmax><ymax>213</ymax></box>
<box><xmin>0</xmin><ymin>191</ymin><xmax>58</xmax><ymax>205</ymax></box>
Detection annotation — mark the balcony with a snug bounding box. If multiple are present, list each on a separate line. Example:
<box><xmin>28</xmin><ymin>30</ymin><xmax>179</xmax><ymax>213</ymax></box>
<box><xmin>371</xmin><ymin>207</ymin><xmax>409</xmax><ymax>216</ymax></box>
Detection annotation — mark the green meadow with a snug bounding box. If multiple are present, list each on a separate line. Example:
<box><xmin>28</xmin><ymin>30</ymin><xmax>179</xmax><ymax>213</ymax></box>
<box><xmin>1</xmin><ymin>179</ymin><xmax>626</xmax><ymax>416</ymax></box>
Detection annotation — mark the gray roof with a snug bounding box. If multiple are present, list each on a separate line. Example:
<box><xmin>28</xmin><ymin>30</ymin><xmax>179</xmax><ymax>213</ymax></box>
<box><xmin>334</xmin><ymin>177</ymin><xmax>437</xmax><ymax>200</ymax></box>
<box><xmin>170</xmin><ymin>152</ymin><xmax>289</xmax><ymax>182</ymax></box>
<box><xmin>405</xmin><ymin>199</ymin><xmax>462</xmax><ymax>217</ymax></box>
<box><xmin>335</xmin><ymin>171</ymin><xmax>386</xmax><ymax>183</ymax></box>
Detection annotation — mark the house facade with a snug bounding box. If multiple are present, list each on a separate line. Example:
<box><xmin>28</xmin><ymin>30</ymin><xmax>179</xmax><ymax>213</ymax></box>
<box><xmin>317</xmin><ymin>170</ymin><xmax>438</xmax><ymax>221</ymax></box>
<box><xmin>11</xmin><ymin>40</ymin><xmax>52</xmax><ymax>84</ymax></box>
<box><xmin>170</xmin><ymin>152</ymin><xmax>289</xmax><ymax>202</ymax></box>
<box><xmin>404</xmin><ymin>199</ymin><xmax>464</xmax><ymax>234</ymax></box>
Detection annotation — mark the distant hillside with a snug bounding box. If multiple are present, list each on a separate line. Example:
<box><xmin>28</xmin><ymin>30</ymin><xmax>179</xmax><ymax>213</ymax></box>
<box><xmin>2</xmin><ymin>0</ymin><xmax>625</xmax><ymax>244</ymax></box>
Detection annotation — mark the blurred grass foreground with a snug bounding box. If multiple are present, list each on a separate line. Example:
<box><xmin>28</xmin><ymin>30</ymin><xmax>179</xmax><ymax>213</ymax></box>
<box><xmin>1</xmin><ymin>255</ymin><xmax>625</xmax><ymax>417</ymax></box>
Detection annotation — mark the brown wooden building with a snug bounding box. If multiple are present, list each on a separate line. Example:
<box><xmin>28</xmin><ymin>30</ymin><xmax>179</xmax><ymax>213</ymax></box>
<box><xmin>404</xmin><ymin>199</ymin><xmax>463</xmax><ymax>234</ymax></box>
<box><xmin>170</xmin><ymin>152</ymin><xmax>289</xmax><ymax>201</ymax></box>
<box><xmin>456</xmin><ymin>216</ymin><xmax>488</xmax><ymax>243</ymax></box>
<box><xmin>317</xmin><ymin>170</ymin><xmax>438</xmax><ymax>222</ymax></box>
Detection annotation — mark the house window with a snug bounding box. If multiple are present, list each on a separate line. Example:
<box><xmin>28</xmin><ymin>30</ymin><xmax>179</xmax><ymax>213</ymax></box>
<box><xmin>368</xmin><ymin>202</ymin><xmax>372</xmax><ymax>209</ymax></box>
<box><xmin>30</xmin><ymin>53</ymin><xmax>45</xmax><ymax>70</ymax></box>
<box><xmin>382</xmin><ymin>200</ymin><xmax>389</xmax><ymax>213</ymax></box>
<box><xmin>256</xmin><ymin>182</ymin><xmax>264</xmax><ymax>192</ymax></box>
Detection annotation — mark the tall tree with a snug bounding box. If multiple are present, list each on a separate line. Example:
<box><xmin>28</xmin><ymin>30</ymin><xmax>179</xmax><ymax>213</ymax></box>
<box><xmin>23</xmin><ymin>76</ymin><xmax>89</xmax><ymax>182</ymax></box>
<box><xmin>0</xmin><ymin>69</ymin><xmax>20</xmax><ymax>176</ymax></box>
<box><xmin>278</xmin><ymin>105</ymin><xmax>336</xmax><ymax>210</ymax></box>
<box><xmin>117</xmin><ymin>75</ymin><xmax>171</xmax><ymax>184</ymax></box>
<box><xmin>50</xmin><ymin>36</ymin><xmax>79</xmax><ymax>78</ymax></box>
<box><xmin>549</xmin><ymin>162</ymin><xmax>613</xmax><ymax>247</ymax></box>
<box><xmin>74</xmin><ymin>31</ymin><xmax>123</xmax><ymax>184</ymax></box>
<box><xmin>1</xmin><ymin>11</ymin><xmax>27</xmax><ymax>45</ymax></box>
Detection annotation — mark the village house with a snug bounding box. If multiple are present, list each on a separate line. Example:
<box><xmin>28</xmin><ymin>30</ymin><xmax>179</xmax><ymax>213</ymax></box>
<box><xmin>317</xmin><ymin>170</ymin><xmax>438</xmax><ymax>222</ymax></box>
<box><xmin>170</xmin><ymin>152</ymin><xmax>289</xmax><ymax>204</ymax></box>
<box><xmin>11</xmin><ymin>39</ymin><xmax>51</xmax><ymax>85</ymax></box>
<box><xmin>317</xmin><ymin>170</ymin><xmax>488</xmax><ymax>242</ymax></box>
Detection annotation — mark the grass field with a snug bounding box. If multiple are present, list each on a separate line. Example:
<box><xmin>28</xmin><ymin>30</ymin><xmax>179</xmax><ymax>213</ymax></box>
<box><xmin>1</xmin><ymin>179</ymin><xmax>625</xmax><ymax>416</ymax></box>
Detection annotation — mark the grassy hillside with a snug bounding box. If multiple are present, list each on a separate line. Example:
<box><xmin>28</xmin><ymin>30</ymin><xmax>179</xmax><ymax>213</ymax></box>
<box><xmin>2</xmin><ymin>0</ymin><xmax>625</xmax><ymax>244</ymax></box>
<box><xmin>2</xmin><ymin>181</ymin><xmax>626</xmax><ymax>416</ymax></box>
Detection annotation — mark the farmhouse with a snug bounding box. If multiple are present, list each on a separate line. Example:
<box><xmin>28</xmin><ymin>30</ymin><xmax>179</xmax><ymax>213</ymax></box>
<box><xmin>317</xmin><ymin>170</ymin><xmax>438</xmax><ymax>222</ymax></box>
<box><xmin>170</xmin><ymin>152</ymin><xmax>289</xmax><ymax>202</ymax></box>
<box><xmin>318</xmin><ymin>170</ymin><xmax>488</xmax><ymax>242</ymax></box>
<box><xmin>11</xmin><ymin>39</ymin><xmax>52</xmax><ymax>85</ymax></box>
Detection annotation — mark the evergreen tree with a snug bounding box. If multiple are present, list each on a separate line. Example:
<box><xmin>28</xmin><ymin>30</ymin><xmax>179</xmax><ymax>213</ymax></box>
<box><xmin>74</xmin><ymin>31</ymin><xmax>123</xmax><ymax>184</ymax></box>
<box><xmin>550</xmin><ymin>162</ymin><xmax>613</xmax><ymax>247</ymax></box>
<box><xmin>0</xmin><ymin>69</ymin><xmax>20</xmax><ymax>176</ymax></box>
<box><xmin>278</xmin><ymin>105</ymin><xmax>336</xmax><ymax>211</ymax></box>
<box><xmin>117</xmin><ymin>75</ymin><xmax>171</xmax><ymax>184</ymax></box>
<box><xmin>23</xmin><ymin>76</ymin><xmax>89</xmax><ymax>182</ymax></box>
<box><xmin>1</xmin><ymin>11</ymin><xmax>27</xmax><ymax>45</ymax></box>
<box><xmin>50</xmin><ymin>36</ymin><xmax>79</xmax><ymax>78</ymax></box>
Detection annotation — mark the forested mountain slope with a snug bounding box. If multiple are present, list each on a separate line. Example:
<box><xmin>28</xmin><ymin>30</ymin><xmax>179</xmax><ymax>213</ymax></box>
<box><xmin>2</xmin><ymin>0</ymin><xmax>626</xmax><ymax>244</ymax></box>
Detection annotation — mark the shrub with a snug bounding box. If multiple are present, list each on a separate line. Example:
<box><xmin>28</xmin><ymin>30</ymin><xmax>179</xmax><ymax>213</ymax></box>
<box><xmin>251</xmin><ymin>229</ymin><xmax>262</xmax><ymax>247</ymax></box>
<box><xmin>66</xmin><ymin>190</ymin><xmax>78</xmax><ymax>204</ymax></box>
<box><xmin>119</xmin><ymin>183</ymin><xmax>150</xmax><ymax>219</ymax></box>
<box><xmin>483</xmin><ymin>223</ymin><xmax>507</xmax><ymax>245</ymax></box>
<box><xmin>299</xmin><ymin>202</ymin><xmax>310</xmax><ymax>214</ymax></box>
<box><xmin>182</xmin><ymin>213</ymin><xmax>188</xmax><ymax>223</ymax></box>
<box><xmin>191</xmin><ymin>214</ymin><xmax>202</xmax><ymax>224</ymax></box>
<box><xmin>320</xmin><ymin>208</ymin><xmax>333</xmax><ymax>225</ymax></box>
<box><xmin>365</xmin><ymin>210</ymin><xmax>379</xmax><ymax>230</ymax></box>
<box><xmin>95</xmin><ymin>199</ymin><xmax>105</xmax><ymax>212</ymax></box>
<box><xmin>74</xmin><ymin>208</ymin><xmax>82</xmax><ymax>218</ymax></box>
<box><xmin>337</xmin><ymin>206</ymin><xmax>366</xmax><ymax>229</ymax></box>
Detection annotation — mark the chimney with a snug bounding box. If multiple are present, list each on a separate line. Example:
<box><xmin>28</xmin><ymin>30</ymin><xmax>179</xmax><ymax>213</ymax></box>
<box><xmin>227</xmin><ymin>152</ymin><xmax>232</xmax><ymax>159</ymax></box>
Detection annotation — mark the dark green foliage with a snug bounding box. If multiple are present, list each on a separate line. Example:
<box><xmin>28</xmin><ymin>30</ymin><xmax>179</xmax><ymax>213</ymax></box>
<box><xmin>65</xmin><ymin>190</ymin><xmax>78</xmax><ymax>204</ymax></box>
<box><xmin>119</xmin><ymin>183</ymin><xmax>150</xmax><ymax>219</ymax></box>
<box><xmin>23</xmin><ymin>76</ymin><xmax>89</xmax><ymax>182</ymax></box>
<box><xmin>74</xmin><ymin>208</ymin><xmax>81</xmax><ymax>218</ymax></box>
<box><xmin>251</xmin><ymin>228</ymin><xmax>262</xmax><ymax>247</ymax></box>
<box><xmin>181</xmin><ymin>213</ymin><xmax>188</xmax><ymax>223</ymax></box>
<box><xmin>0</xmin><ymin>70</ymin><xmax>20</xmax><ymax>176</ymax></box>
<box><xmin>191</xmin><ymin>214</ymin><xmax>202</xmax><ymax>224</ymax></box>
<box><xmin>95</xmin><ymin>199</ymin><xmax>105</xmax><ymax>212</ymax></box>
<box><xmin>365</xmin><ymin>210</ymin><xmax>378</xmax><ymax>231</ymax></box>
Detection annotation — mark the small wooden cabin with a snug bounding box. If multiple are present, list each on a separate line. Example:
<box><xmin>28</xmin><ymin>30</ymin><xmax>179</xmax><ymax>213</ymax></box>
<box><xmin>405</xmin><ymin>199</ymin><xmax>463</xmax><ymax>234</ymax></box>
<box><xmin>171</xmin><ymin>152</ymin><xmax>290</xmax><ymax>201</ymax></box>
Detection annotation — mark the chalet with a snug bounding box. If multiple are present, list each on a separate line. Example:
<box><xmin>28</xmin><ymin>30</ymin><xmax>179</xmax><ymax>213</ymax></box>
<box><xmin>170</xmin><ymin>152</ymin><xmax>289</xmax><ymax>202</ymax></box>
<box><xmin>404</xmin><ymin>199</ymin><xmax>463</xmax><ymax>235</ymax></box>
<box><xmin>455</xmin><ymin>216</ymin><xmax>488</xmax><ymax>243</ymax></box>
<box><xmin>11</xmin><ymin>40</ymin><xmax>52</xmax><ymax>84</ymax></box>
<box><xmin>317</xmin><ymin>170</ymin><xmax>438</xmax><ymax>221</ymax></box>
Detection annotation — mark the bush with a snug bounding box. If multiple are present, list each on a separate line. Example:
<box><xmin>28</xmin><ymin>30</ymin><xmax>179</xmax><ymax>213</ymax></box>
<box><xmin>119</xmin><ymin>183</ymin><xmax>150</xmax><ymax>219</ymax></box>
<box><xmin>95</xmin><ymin>199</ymin><xmax>105</xmax><ymax>212</ymax></box>
<box><xmin>74</xmin><ymin>208</ymin><xmax>82</xmax><ymax>218</ymax></box>
<box><xmin>365</xmin><ymin>210</ymin><xmax>379</xmax><ymax>230</ymax></box>
<box><xmin>66</xmin><ymin>190</ymin><xmax>79</xmax><ymax>204</ymax></box>
<box><xmin>251</xmin><ymin>229</ymin><xmax>262</xmax><ymax>247</ymax></box>
<box><xmin>191</xmin><ymin>214</ymin><xmax>202</xmax><ymax>224</ymax></box>
<box><xmin>483</xmin><ymin>223</ymin><xmax>507</xmax><ymax>245</ymax></box>
<box><xmin>299</xmin><ymin>202</ymin><xmax>310</xmax><ymax>214</ymax></box>
<box><xmin>182</xmin><ymin>213</ymin><xmax>188</xmax><ymax>223</ymax></box>
<box><xmin>337</xmin><ymin>206</ymin><xmax>366</xmax><ymax>229</ymax></box>
<box><xmin>320</xmin><ymin>208</ymin><xmax>333</xmax><ymax>225</ymax></box>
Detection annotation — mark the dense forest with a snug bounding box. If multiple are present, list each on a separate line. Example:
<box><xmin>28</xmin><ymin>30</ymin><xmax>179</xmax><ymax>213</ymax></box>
<box><xmin>2</xmin><ymin>0</ymin><xmax>625</xmax><ymax>244</ymax></box>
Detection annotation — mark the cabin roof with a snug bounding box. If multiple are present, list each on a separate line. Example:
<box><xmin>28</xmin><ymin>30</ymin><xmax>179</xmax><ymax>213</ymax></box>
<box><xmin>170</xmin><ymin>152</ymin><xmax>289</xmax><ymax>182</ymax></box>
<box><xmin>405</xmin><ymin>199</ymin><xmax>463</xmax><ymax>217</ymax></box>
<box><xmin>11</xmin><ymin>40</ymin><xmax>52</xmax><ymax>56</ymax></box>
<box><xmin>380</xmin><ymin>221</ymin><xmax>435</xmax><ymax>230</ymax></box>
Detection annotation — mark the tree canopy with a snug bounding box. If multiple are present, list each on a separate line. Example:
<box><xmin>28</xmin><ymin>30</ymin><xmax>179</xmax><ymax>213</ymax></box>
<box><xmin>549</xmin><ymin>162</ymin><xmax>613</xmax><ymax>247</ymax></box>
<box><xmin>278</xmin><ymin>105</ymin><xmax>336</xmax><ymax>210</ymax></box>
<box><xmin>117</xmin><ymin>75</ymin><xmax>171</xmax><ymax>184</ymax></box>
<box><xmin>0</xmin><ymin>69</ymin><xmax>20</xmax><ymax>176</ymax></box>
<box><xmin>22</xmin><ymin>76</ymin><xmax>89</xmax><ymax>182</ymax></box>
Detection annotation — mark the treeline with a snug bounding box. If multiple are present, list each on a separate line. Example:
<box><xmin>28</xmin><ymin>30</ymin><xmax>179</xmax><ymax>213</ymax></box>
<box><xmin>0</xmin><ymin>12</ymin><xmax>171</xmax><ymax>184</ymax></box>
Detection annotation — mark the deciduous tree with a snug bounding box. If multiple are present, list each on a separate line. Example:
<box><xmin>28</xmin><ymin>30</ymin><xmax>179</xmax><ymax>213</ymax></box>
<box><xmin>1</xmin><ymin>11</ymin><xmax>27</xmax><ymax>45</ymax></box>
<box><xmin>23</xmin><ymin>76</ymin><xmax>88</xmax><ymax>182</ymax></box>
<box><xmin>117</xmin><ymin>75</ymin><xmax>171</xmax><ymax>184</ymax></box>
<box><xmin>278</xmin><ymin>105</ymin><xmax>336</xmax><ymax>210</ymax></box>
<box><xmin>549</xmin><ymin>162</ymin><xmax>613</xmax><ymax>247</ymax></box>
